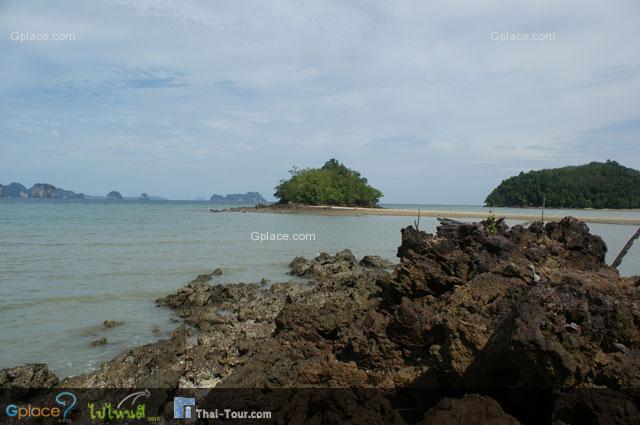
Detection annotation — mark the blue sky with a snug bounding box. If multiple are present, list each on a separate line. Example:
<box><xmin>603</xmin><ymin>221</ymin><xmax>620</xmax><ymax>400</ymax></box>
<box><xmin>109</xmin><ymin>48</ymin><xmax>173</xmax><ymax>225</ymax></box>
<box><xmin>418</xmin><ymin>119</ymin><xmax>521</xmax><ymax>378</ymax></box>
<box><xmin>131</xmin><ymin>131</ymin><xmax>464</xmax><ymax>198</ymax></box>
<box><xmin>1</xmin><ymin>0</ymin><xmax>639</xmax><ymax>202</ymax></box>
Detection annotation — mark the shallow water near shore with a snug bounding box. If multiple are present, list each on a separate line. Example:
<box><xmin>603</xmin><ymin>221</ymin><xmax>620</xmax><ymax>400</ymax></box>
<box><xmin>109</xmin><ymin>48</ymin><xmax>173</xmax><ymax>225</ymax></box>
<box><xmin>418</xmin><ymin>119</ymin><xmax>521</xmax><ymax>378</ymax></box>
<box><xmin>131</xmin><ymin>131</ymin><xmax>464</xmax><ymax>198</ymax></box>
<box><xmin>1</xmin><ymin>199</ymin><xmax>639</xmax><ymax>377</ymax></box>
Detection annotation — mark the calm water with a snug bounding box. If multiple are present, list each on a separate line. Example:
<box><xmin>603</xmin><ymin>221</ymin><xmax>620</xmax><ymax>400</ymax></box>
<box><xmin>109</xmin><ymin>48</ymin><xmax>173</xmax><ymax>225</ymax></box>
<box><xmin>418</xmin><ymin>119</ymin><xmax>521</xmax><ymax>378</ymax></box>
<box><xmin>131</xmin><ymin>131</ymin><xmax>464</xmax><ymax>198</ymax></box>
<box><xmin>1</xmin><ymin>200</ymin><xmax>639</xmax><ymax>377</ymax></box>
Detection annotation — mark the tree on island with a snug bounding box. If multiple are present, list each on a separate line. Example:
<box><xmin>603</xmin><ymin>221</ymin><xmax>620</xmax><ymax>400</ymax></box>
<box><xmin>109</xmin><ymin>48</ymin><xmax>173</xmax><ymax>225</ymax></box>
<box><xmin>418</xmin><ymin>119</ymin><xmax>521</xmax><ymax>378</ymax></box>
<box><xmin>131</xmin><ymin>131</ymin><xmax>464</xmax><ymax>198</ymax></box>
<box><xmin>274</xmin><ymin>159</ymin><xmax>382</xmax><ymax>207</ymax></box>
<box><xmin>485</xmin><ymin>160</ymin><xmax>640</xmax><ymax>209</ymax></box>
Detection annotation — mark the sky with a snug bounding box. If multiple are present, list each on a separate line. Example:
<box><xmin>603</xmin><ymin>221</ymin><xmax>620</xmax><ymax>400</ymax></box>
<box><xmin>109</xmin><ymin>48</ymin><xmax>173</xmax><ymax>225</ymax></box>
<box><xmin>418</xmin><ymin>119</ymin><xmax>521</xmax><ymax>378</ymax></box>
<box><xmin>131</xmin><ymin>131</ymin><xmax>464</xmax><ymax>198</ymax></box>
<box><xmin>1</xmin><ymin>0</ymin><xmax>639</xmax><ymax>203</ymax></box>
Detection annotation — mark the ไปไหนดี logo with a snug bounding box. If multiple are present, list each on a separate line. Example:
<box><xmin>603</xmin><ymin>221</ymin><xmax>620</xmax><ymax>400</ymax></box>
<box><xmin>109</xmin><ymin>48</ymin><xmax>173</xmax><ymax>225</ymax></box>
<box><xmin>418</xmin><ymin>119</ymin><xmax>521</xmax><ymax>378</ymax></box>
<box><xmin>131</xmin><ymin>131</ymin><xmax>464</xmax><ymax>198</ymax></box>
<box><xmin>88</xmin><ymin>389</ymin><xmax>159</xmax><ymax>421</ymax></box>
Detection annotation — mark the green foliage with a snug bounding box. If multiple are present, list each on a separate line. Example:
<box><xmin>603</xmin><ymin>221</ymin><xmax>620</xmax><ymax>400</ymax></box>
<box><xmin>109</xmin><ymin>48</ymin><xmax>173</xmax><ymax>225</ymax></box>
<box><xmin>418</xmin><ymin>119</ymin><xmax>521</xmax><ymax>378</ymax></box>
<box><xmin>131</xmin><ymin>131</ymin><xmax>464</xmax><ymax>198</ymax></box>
<box><xmin>485</xmin><ymin>160</ymin><xmax>640</xmax><ymax>209</ymax></box>
<box><xmin>274</xmin><ymin>159</ymin><xmax>383</xmax><ymax>207</ymax></box>
<box><xmin>485</xmin><ymin>214</ymin><xmax>498</xmax><ymax>235</ymax></box>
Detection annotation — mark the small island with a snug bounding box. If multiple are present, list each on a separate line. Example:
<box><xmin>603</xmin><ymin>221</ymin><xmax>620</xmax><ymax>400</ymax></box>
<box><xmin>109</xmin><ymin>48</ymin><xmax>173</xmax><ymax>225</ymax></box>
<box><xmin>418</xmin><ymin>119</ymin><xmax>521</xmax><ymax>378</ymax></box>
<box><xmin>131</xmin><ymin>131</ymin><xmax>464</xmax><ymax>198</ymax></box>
<box><xmin>210</xmin><ymin>192</ymin><xmax>267</xmax><ymax>204</ymax></box>
<box><xmin>274</xmin><ymin>158</ymin><xmax>382</xmax><ymax>207</ymax></box>
<box><xmin>485</xmin><ymin>160</ymin><xmax>640</xmax><ymax>209</ymax></box>
<box><xmin>106</xmin><ymin>191</ymin><xmax>123</xmax><ymax>200</ymax></box>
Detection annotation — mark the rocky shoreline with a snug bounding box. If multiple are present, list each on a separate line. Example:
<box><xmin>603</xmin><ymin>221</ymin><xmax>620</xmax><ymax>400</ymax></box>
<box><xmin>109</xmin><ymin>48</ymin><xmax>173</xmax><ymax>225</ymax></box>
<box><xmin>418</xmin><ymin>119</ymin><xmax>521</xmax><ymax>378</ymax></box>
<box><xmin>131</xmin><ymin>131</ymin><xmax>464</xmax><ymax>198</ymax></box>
<box><xmin>2</xmin><ymin>217</ymin><xmax>640</xmax><ymax>423</ymax></box>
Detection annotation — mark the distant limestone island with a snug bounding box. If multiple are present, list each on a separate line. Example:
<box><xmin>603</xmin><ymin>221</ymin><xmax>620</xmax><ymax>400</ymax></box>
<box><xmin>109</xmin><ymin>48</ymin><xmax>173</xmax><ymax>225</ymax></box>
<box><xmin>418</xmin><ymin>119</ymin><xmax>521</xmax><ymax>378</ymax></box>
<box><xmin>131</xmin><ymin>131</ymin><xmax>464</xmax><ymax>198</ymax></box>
<box><xmin>209</xmin><ymin>192</ymin><xmax>267</xmax><ymax>204</ymax></box>
<box><xmin>100</xmin><ymin>191</ymin><xmax>166</xmax><ymax>201</ymax></box>
<box><xmin>0</xmin><ymin>182</ymin><xmax>85</xmax><ymax>199</ymax></box>
<box><xmin>107</xmin><ymin>190</ymin><xmax>123</xmax><ymax>200</ymax></box>
<box><xmin>0</xmin><ymin>182</ymin><xmax>169</xmax><ymax>201</ymax></box>
<box><xmin>485</xmin><ymin>160</ymin><xmax>640</xmax><ymax>209</ymax></box>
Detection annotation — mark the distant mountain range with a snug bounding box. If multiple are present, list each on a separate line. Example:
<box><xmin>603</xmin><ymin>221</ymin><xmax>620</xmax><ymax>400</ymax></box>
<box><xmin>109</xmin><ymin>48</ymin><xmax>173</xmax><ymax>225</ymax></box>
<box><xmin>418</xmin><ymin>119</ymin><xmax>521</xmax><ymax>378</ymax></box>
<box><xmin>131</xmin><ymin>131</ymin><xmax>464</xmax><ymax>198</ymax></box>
<box><xmin>0</xmin><ymin>182</ymin><xmax>85</xmax><ymax>199</ymax></box>
<box><xmin>210</xmin><ymin>192</ymin><xmax>267</xmax><ymax>204</ymax></box>
<box><xmin>0</xmin><ymin>182</ymin><xmax>266</xmax><ymax>204</ymax></box>
<box><xmin>84</xmin><ymin>193</ymin><xmax>167</xmax><ymax>201</ymax></box>
<box><xmin>0</xmin><ymin>182</ymin><xmax>167</xmax><ymax>201</ymax></box>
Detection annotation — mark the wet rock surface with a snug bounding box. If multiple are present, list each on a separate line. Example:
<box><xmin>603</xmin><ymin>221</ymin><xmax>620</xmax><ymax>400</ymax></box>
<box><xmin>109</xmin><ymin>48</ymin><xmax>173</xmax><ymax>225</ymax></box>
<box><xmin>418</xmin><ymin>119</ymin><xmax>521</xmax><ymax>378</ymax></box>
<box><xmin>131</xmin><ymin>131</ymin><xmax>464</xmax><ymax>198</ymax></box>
<box><xmin>2</xmin><ymin>216</ymin><xmax>638</xmax><ymax>424</ymax></box>
<box><xmin>102</xmin><ymin>320</ymin><xmax>123</xmax><ymax>329</ymax></box>
<box><xmin>360</xmin><ymin>254</ymin><xmax>395</xmax><ymax>269</ymax></box>
<box><xmin>62</xmin><ymin>327</ymin><xmax>190</xmax><ymax>388</ymax></box>
<box><xmin>89</xmin><ymin>337</ymin><xmax>107</xmax><ymax>347</ymax></box>
<box><xmin>0</xmin><ymin>364</ymin><xmax>59</xmax><ymax>388</ymax></box>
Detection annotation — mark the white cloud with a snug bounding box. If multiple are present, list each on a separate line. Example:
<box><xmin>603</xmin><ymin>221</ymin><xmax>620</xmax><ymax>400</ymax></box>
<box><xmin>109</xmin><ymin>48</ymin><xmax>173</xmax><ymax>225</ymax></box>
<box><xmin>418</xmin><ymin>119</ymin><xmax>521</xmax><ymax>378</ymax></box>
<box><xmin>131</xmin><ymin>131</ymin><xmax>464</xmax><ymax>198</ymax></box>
<box><xmin>1</xmin><ymin>0</ymin><xmax>639</xmax><ymax>202</ymax></box>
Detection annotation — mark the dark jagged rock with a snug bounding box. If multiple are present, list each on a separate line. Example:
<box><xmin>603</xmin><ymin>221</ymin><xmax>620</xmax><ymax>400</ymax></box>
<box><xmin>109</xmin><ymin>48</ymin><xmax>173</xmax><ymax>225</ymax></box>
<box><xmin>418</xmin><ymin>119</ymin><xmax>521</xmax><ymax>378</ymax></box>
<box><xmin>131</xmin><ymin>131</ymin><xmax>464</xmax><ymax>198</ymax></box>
<box><xmin>80</xmin><ymin>320</ymin><xmax>124</xmax><ymax>337</ymax></box>
<box><xmin>0</xmin><ymin>364</ymin><xmax>59</xmax><ymax>388</ymax></box>
<box><xmin>210</xmin><ymin>192</ymin><xmax>267</xmax><ymax>204</ymax></box>
<box><xmin>360</xmin><ymin>255</ymin><xmax>395</xmax><ymax>269</ymax></box>
<box><xmin>289</xmin><ymin>249</ymin><xmax>391</xmax><ymax>286</ymax></box>
<box><xmin>288</xmin><ymin>249</ymin><xmax>358</xmax><ymax>279</ymax></box>
<box><xmin>111</xmin><ymin>217</ymin><xmax>637</xmax><ymax>399</ymax></box>
<box><xmin>386</xmin><ymin>216</ymin><xmax>609</xmax><ymax>302</ymax></box>
<box><xmin>102</xmin><ymin>320</ymin><xmax>123</xmax><ymax>329</ymax></box>
<box><xmin>7</xmin><ymin>216</ymin><xmax>638</xmax><ymax>424</ymax></box>
<box><xmin>543</xmin><ymin>218</ymin><xmax>607</xmax><ymax>270</ymax></box>
<box><xmin>376</xmin><ymin>217</ymin><xmax>640</xmax><ymax>392</ymax></box>
<box><xmin>419</xmin><ymin>394</ymin><xmax>520</xmax><ymax>425</ymax></box>
<box><xmin>551</xmin><ymin>389</ymin><xmax>640</xmax><ymax>425</ymax></box>
<box><xmin>463</xmin><ymin>272</ymin><xmax>640</xmax><ymax>388</ymax></box>
<box><xmin>107</xmin><ymin>190</ymin><xmax>123</xmax><ymax>200</ymax></box>
<box><xmin>150</xmin><ymin>251</ymin><xmax>391</xmax><ymax>387</ymax></box>
<box><xmin>90</xmin><ymin>338</ymin><xmax>107</xmax><ymax>346</ymax></box>
<box><xmin>63</xmin><ymin>327</ymin><xmax>190</xmax><ymax>387</ymax></box>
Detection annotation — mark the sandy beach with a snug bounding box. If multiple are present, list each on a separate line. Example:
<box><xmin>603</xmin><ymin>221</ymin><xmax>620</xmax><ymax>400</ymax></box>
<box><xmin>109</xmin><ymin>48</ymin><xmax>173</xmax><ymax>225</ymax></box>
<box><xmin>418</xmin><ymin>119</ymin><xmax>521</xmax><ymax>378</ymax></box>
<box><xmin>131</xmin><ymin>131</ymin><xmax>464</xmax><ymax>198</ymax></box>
<box><xmin>222</xmin><ymin>204</ymin><xmax>640</xmax><ymax>225</ymax></box>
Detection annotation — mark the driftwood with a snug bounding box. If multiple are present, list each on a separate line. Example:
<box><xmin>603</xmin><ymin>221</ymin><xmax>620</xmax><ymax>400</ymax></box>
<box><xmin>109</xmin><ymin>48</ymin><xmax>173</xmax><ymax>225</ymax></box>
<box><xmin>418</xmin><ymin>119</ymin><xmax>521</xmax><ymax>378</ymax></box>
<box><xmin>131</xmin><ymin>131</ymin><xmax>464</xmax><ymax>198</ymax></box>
<box><xmin>611</xmin><ymin>227</ymin><xmax>640</xmax><ymax>269</ymax></box>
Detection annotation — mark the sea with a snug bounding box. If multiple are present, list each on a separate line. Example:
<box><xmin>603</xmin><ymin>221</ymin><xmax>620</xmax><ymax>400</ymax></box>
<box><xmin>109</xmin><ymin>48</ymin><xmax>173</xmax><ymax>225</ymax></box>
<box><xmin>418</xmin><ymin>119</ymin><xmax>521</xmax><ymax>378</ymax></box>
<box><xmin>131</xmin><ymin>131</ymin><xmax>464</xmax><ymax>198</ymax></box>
<box><xmin>1</xmin><ymin>199</ymin><xmax>639</xmax><ymax>377</ymax></box>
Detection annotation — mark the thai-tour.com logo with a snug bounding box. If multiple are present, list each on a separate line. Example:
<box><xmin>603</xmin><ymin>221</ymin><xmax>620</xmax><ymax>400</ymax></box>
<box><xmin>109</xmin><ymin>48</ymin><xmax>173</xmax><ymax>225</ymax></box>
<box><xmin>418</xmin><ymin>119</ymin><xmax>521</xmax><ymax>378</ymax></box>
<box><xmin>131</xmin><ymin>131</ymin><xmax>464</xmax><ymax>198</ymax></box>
<box><xmin>87</xmin><ymin>389</ymin><xmax>160</xmax><ymax>421</ymax></box>
<box><xmin>173</xmin><ymin>396</ymin><xmax>272</xmax><ymax>420</ymax></box>
<box><xmin>173</xmin><ymin>397</ymin><xmax>196</xmax><ymax>419</ymax></box>
<box><xmin>5</xmin><ymin>391</ymin><xmax>77</xmax><ymax>420</ymax></box>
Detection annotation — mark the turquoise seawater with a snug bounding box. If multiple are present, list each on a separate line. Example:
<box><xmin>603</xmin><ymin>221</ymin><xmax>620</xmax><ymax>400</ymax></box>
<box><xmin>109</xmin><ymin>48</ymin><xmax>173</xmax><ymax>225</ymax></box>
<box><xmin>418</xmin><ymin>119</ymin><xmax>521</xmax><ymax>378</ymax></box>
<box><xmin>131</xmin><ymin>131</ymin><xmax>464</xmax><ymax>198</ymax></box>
<box><xmin>1</xmin><ymin>200</ymin><xmax>639</xmax><ymax>377</ymax></box>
